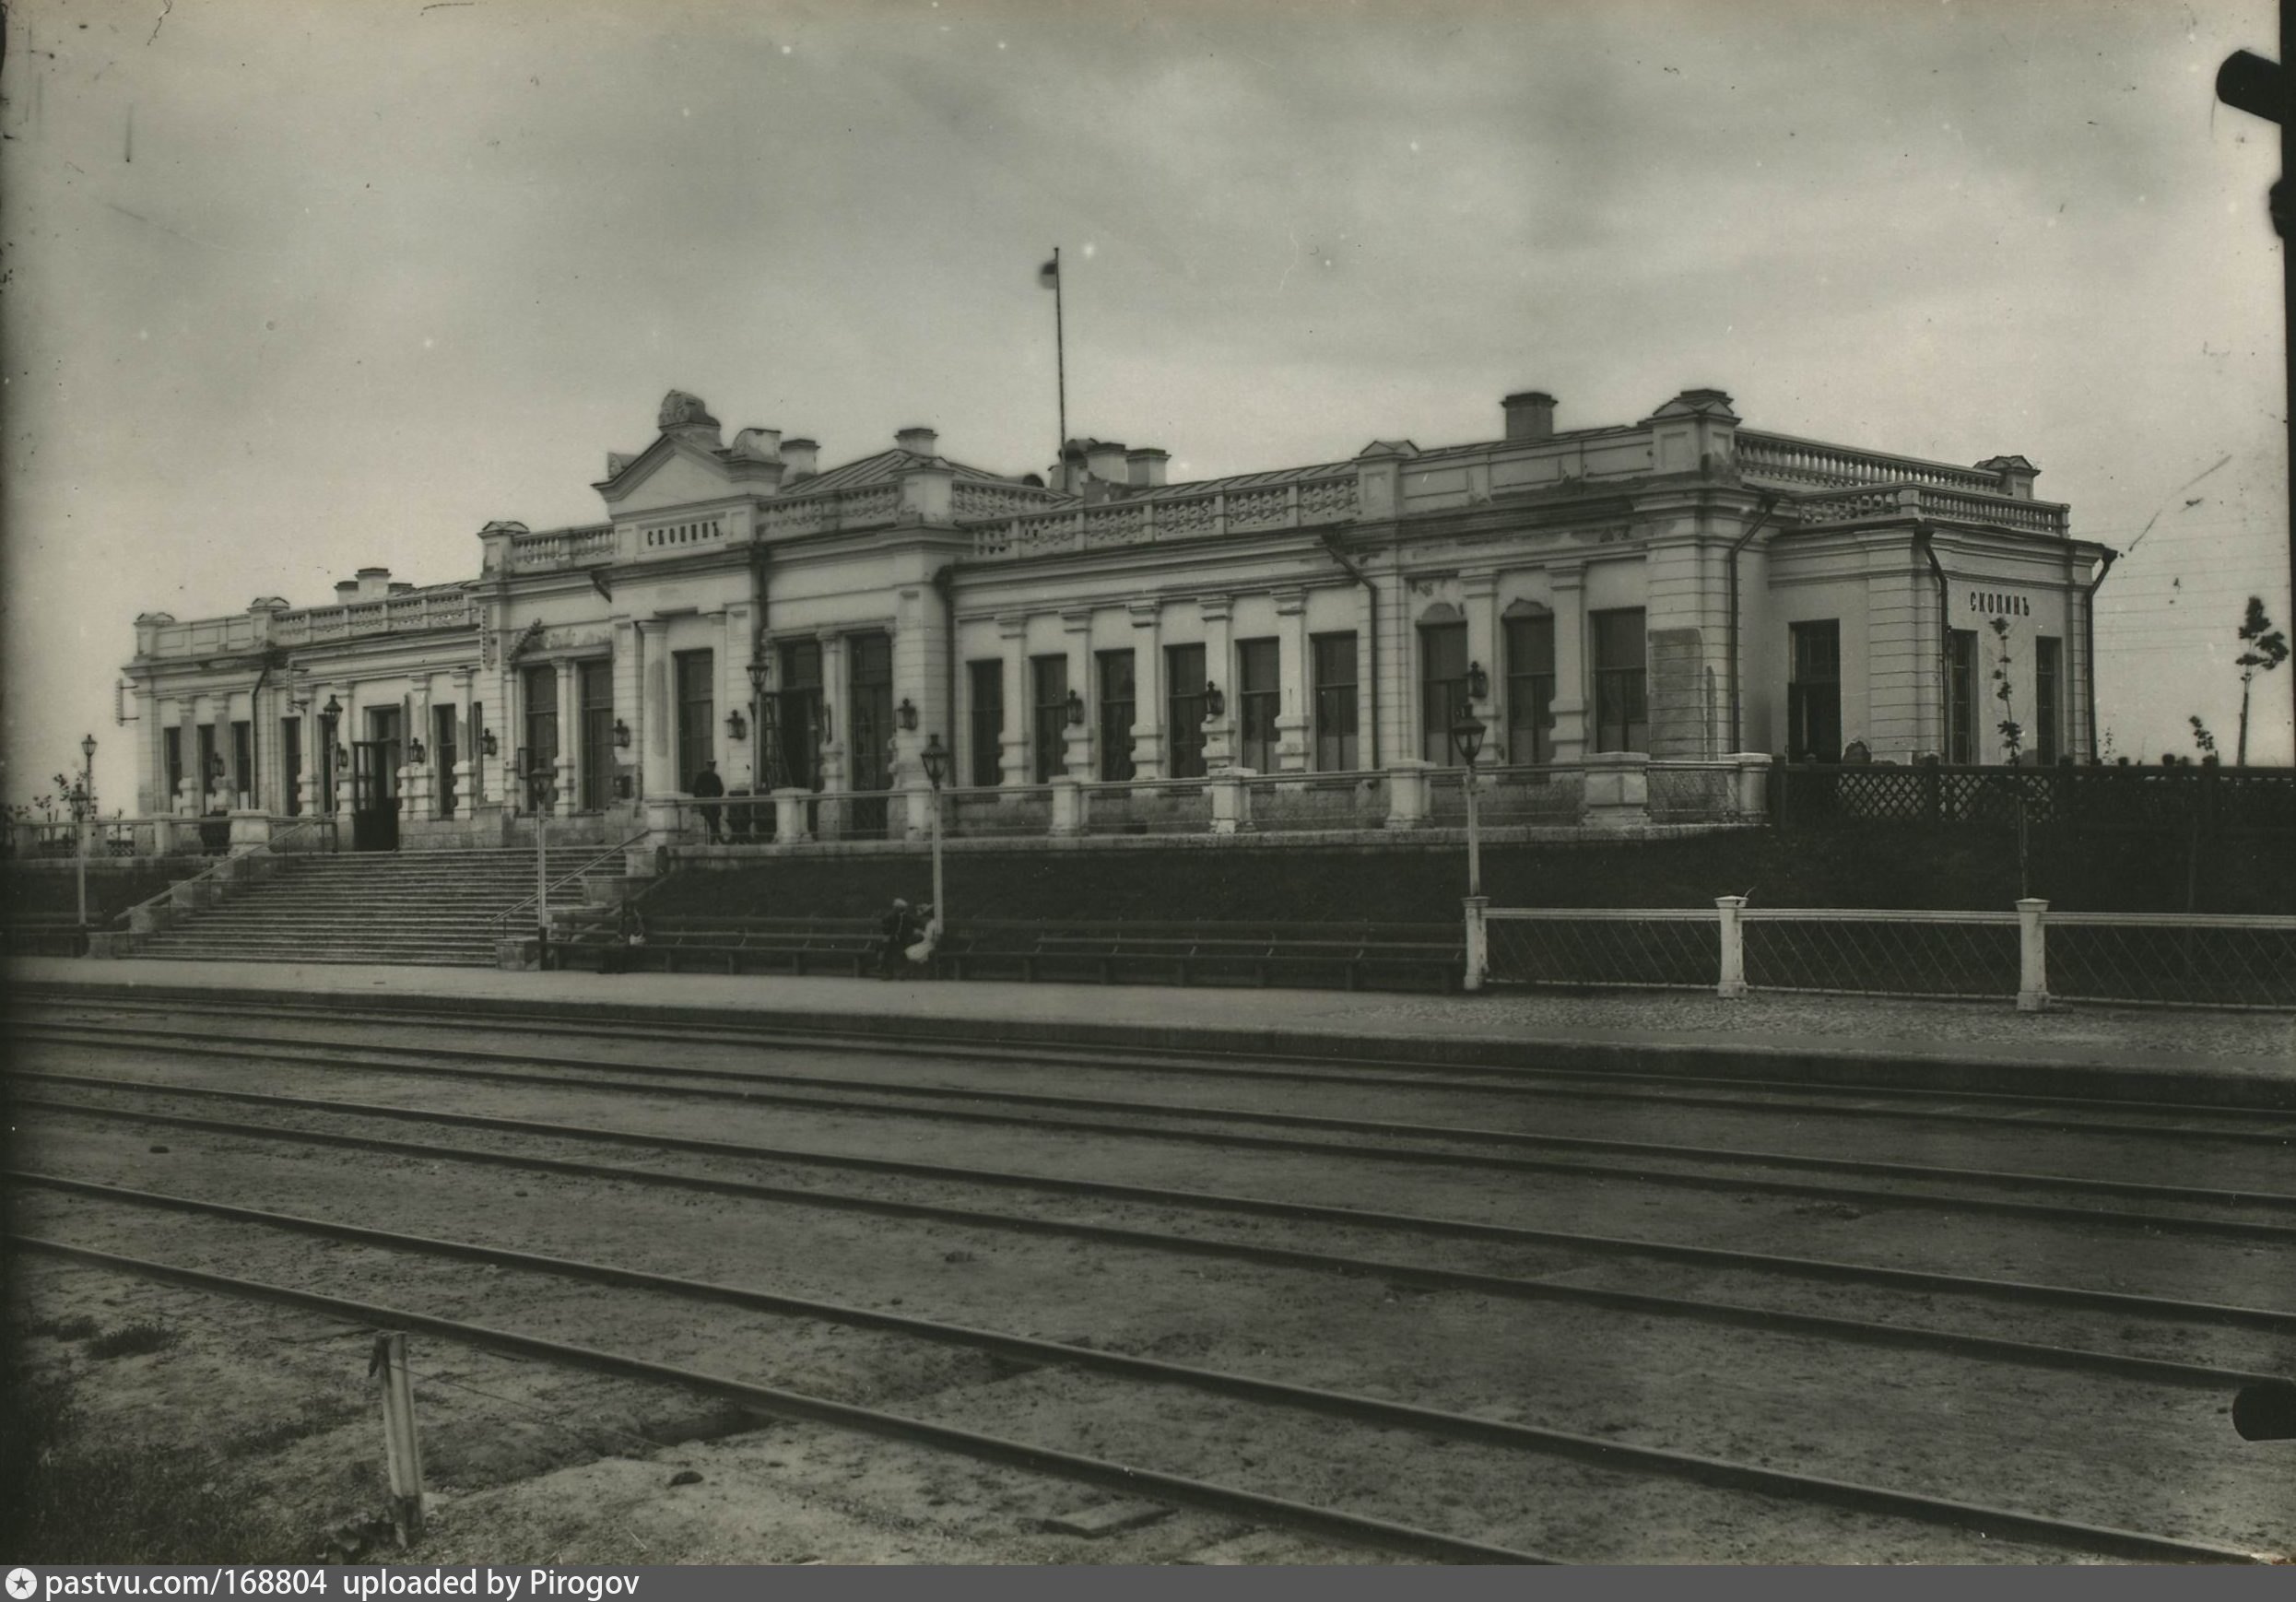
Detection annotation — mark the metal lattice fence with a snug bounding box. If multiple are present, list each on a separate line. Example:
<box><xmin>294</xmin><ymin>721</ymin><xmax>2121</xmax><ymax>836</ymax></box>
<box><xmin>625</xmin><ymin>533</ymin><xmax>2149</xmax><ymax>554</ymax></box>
<box><xmin>1740</xmin><ymin>911</ymin><xmax>2019</xmax><ymax>1000</ymax></box>
<box><xmin>1483</xmin><ymin>911</ymin><xmax>1718</xmax><ymax>989</ymax></box>
<box><xmin>2044</xmin><ymin>915</ymin><xmax>2296</xmax><ymax>1010</ymax></box>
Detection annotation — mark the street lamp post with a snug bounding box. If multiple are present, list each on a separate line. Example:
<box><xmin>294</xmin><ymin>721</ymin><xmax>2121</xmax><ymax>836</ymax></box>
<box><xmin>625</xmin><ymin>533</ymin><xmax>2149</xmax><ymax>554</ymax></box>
<box><xmin>1450</xmin><ymin>710</ymin><xmax>1487</xmax><ymax>899</ymax></box>
<box><xmin>77</xmin><ymin>732</ymin><xmax>97</xmax><ymax>935</ymax></box>
<box><xmin>920</xmin><ymin>733</ymin><xmax>949</xmax><ymax>937</ymax></box>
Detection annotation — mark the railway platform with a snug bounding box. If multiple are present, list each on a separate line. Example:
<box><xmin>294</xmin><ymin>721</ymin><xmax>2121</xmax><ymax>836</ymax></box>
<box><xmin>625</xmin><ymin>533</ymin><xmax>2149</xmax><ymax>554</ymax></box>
<box><xmin>10</xmin><ymin>954</ymin><xmax>2293</xmax><ymax>1108</ymax></box>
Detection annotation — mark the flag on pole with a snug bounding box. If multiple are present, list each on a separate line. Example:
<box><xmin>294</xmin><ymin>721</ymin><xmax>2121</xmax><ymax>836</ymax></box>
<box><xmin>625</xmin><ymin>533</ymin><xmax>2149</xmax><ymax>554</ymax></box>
<box><xmin>1039</xmin><ymin>256</ymin><xmax>1060</xmax><ymax>289</ymax></box>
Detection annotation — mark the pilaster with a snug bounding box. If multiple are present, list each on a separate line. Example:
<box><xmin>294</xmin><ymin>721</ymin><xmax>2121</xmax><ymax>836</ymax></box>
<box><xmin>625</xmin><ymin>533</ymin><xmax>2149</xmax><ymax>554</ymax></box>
<box><xmin>1127</xmin><ymin>601</ymin><xmax>1165</xmax><ymax>780</ymax></box>
<box><xmin>1548</xmin><ymin>565</ymin><xmax>1589</xmax><ymax>760</ymax></box>
<box><xmin>1274</xmin><ymin>588</ymin><xmax>1311</xmax><ymax>772</ymax></box>
<box><xmin>997</xmin><ymin>614</ymin><xmax>1029</xmax><ymax>788</ymax></box>
<box><xmin>637</xmin><ymin>618</ymin><xmax>669</xmax><ymax>799</ymax></box>
<box><xmin>1200</xmin><ymin>594</ymin><xmax>1234</xmax><ymax>771</ymax></box>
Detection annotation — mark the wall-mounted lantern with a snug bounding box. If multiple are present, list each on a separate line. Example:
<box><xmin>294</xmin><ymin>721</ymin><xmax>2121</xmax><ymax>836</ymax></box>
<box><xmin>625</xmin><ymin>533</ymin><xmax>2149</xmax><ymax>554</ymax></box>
<box><xmin>408</xmin><ymin>738</ymin><xmax>428</xmax><ymax>765</ymax></box>
<box><xmin>1204</xmin><ymin>680</ymin><xmax>1226</xmax><ymax>719</ymax></box>
<box><xmin>613</xmin><ymin>718</ymin><xmax>632</xmax><ymax>749</ymax></box>
<box><xmin>1466</xmin><ymin>661</ymin><xmax>1490</xmax><ymax>701</ymax></box>
<box><xmin>481</xmin><ymin>729</ymin><xmax>500</xmax><ymax>759</ymax></box>
<box><xmin>1064</xmin><ymin>689</ymin><xmax>1085</xmax><ymax>727</ymax></box>
<box><xmin>897</xmin><ymin>698</ymin><xmax>919</xmax><ymax>733</ymax></box>
<box><xmin>725</xmin><ymin>709</ymin><xmax>748</xmax><ymax>740</ymax></box>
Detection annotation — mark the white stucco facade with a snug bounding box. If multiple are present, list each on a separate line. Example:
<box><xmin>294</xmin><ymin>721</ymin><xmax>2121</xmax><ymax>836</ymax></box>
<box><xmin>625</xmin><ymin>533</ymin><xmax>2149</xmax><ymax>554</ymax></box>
<box><xmin>121</xmin><ymin>386</ymin><xmax>2114</xmax><ymax>847</ymax></box>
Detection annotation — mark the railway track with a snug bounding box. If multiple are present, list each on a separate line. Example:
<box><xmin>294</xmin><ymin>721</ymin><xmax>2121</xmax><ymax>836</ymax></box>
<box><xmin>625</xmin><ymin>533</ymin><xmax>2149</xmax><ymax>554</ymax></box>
<box><xmin>16</xmin><ymin>1020</ymin><xmax>2296</xmax><ymax>1243</ymax></box>
<box><xmin>13</xmin><ymin>991</ymin><xmax>2292</xmax><ymax>1562</ymax></box>
<box><xmin>11</xmin><ymin>1177</ymin><xmax>2271</xmax><ymax>1565</ymax></box>
<box><xmin>20</xmin><ymin>989</ymin><xmax>2296</xmax><ymax>1142</ymax></box>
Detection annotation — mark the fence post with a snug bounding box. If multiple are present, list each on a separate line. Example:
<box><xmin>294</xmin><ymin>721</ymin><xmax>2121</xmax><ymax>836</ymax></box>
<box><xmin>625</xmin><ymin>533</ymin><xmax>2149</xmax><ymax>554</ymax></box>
<box><xmin>1463</xmin><ymin>896</ymin><xmax>1489</xmax><ymax>992</ymax></box>
<box><xmin>2016</xmin><ymin>897</ymin><xmax>2050</xmax><ymax>1013</ymax></box>
<box><xmin>370</xmin><ymin>1332</ymin><xmax>425</xmax><ymax>1544</ymax></box>
<box><xmin>1714</xmin><ymin>896</ymin><xmax>1748</xmax><ymax>998</ymax></box>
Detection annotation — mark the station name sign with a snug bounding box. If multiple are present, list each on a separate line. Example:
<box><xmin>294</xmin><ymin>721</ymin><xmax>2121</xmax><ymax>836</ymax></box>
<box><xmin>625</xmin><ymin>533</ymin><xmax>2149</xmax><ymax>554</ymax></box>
<box><xmin>1965</xmin><ymin>590</ymin><xmax>2031</xmax><ymax>618</ymax></box>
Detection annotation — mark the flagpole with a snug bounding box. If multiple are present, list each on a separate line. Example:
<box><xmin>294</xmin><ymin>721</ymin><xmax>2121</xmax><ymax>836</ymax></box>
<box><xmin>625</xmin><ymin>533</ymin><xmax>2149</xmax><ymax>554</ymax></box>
<box><xmin>1052</xmin><ymin>245</ymin><xmax>1067</xmax><ymax>476</ymax></box>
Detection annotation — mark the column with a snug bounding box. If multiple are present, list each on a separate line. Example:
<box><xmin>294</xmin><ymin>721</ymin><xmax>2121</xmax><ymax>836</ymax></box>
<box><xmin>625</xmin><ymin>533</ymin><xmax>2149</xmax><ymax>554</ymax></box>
<box><xmin>1200</xmin><ymin>595</ymin><xmax>1235</xmax><ymax>772</ymax></box>
<box><xmin>452</xmin><ymin>668</ymin><xmax>477</xmax><ymax>817</ymax></box>
<box><xmin>406</xmin><ymin>682</ymin><xmax>435</xmax><ymax>819</ymax></box>
<box><xmin>1463</xmin><ymin>569</ymin><xmax>1499</xmax><ymax>728</ymax></box>
<box><xmin>717</xmin><ymin>607</ymin><xmax>757</xmax><ymax>793</ymax></box>
<box><xmin>328</xmin><ymin>683</ymin><xmax>355</xmax><ymax>821</ymax></box>
<box><xmin>1274</xmin><ymin>589</ymin><xmax>1311</xmax><ymax>772</ymax></box>
<box><xmin>553</xmin><ymin>658</ymin><xmax>578</xmax><ymax>817</ymax></box>
<box><xmin>1548</xmin><ymin>564</ymin><xmax>1589</xmax><ymax>760</ymax></box>
<box><xmin>997</xmin><ymin>614</ymin><xmax>1029</xmax><ymax>787</ymax></box>
<box><xmin>1127</xmin><ymin>601</ymin><xmax>1165</xmax><ymax>780</ymax></box>
<box><xmin>637</xmin><ymin>618</ymin><xmax>668</xmax><ymax>800</ymax></box>
<box><xmin>818</xmin><ymin>630</ymin><xmax>848</xmax><ymax>797</ymax></box>
<box><xmin>1356</xmin><ymin>582</ymin><xmax>1379</xmax><ymax>769</ymax></box>
<box><xmin>177</xmin><ymin>699</ymin><xmax>199</xmax><ymax>814</ymax></box>
<box><xmin>1062</xmin><ymin>608</ymin><xmax>1094</xmax><ymax>782</ymax></box>
<box><xmin>611</xmin><ymin>618</ymin><xmax>641</xmax><ymax>796</ymax></box>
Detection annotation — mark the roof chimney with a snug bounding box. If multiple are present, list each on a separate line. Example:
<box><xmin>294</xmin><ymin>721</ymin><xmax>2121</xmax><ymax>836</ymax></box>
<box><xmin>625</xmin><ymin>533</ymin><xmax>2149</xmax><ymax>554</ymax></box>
<box><xmin>355</xmin><ymin>567</ymin><xmax>393</xmax><ymax>600</ymax></box>
<box><xmin>1125</xmin><ymin>448</ymin><xmax>1169</xmax><ymax>489</ymax></box>
<box><xmin>1502</xmin><ymin>391</ymin><xmax>1557</xmax><ymax>443</ymax></box>
<box><xmin>1085</xmin><ymin>440</ymin><xmax>1128</xmax><ymax>482</ymax></box>
<box><xmin>335</xmin><ymin>580</ymin><xmax>359</xmax><ymax>601</ymax></box>
<box><xmin>896</xmin><ymin>426</ymin><xmax>938</xmax><ymax>457</ymax></box>
<box><xmin>782</xmin><ymin>438</ymin><xmax>818</xmax><ymax>481</ymax></box>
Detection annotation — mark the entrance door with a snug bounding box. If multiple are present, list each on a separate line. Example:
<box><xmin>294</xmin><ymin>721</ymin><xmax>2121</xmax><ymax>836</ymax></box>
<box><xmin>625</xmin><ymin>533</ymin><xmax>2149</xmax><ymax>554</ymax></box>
<box><xmin>351</xmin><ymin>714</ymin><xmax>402</xmax><ymax>852</ymax></box>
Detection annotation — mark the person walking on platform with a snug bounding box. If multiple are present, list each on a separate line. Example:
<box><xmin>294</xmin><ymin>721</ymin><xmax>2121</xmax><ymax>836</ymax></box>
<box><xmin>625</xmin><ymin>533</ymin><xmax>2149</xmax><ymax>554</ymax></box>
<box><xmin>690</xmin><ymin>759</ymin><xmax>726</xmax><ymax>843</ymax></box>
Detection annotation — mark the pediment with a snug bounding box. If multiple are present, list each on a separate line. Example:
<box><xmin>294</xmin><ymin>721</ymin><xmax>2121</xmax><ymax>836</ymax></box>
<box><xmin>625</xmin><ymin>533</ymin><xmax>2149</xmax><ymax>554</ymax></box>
<box><xmin>595</xmin><ymin>438</ymin><xmax>746</xmax><ymax>517</ymax></box>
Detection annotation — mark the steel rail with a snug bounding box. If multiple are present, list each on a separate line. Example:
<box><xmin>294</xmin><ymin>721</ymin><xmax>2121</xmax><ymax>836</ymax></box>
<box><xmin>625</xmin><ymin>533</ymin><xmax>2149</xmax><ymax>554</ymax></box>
<box><xmin>17</xmin><ymin>1094</ymin><xmax>2286</xmax><ymax>1389</ymax></box>
<box><xmin>6</xmin><ymin>1234</ymin><xmax>1551</xmax><ymax>1567</ymax></box>
<box><xmin>23</xmin><ymin>1078</ymin><xmax>2296</xmax><ymax>1336</ymax></box>
<box><xmin>18</xmin><ymin>1027</ymin><xmax>2296</xmax><ymax>1243</ymax></box>
<box><xmin>24</xmin><ymin>997</ymin><xmax>2296</xmax><ymax>1151</ymax></box>
<box><xmin>16</xmin><ymin>1172</ymin><xmax>2267</xmax><ymax>1566</ymax></box>
<box><xmin>23</xmin><ymin>986</ymin><xmax>2294</xmax><ymax>1135</ymax></box>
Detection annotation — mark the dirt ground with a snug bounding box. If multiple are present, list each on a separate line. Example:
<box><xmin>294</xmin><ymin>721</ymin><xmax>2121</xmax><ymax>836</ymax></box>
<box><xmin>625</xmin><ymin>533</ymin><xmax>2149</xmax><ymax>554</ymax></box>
<box><xmin>10</xmin><ymin>1022</ymin><xmax>2293</xmax><ymax>1564</ymax></box>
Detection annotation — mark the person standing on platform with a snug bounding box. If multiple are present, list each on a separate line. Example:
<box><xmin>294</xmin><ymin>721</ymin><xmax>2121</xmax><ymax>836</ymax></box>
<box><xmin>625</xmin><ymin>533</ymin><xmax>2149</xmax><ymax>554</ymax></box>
<box><xmin>691</xmin><ymin>759</ymin><xmax>725</xmax><ymax>843</ymax></box>
<box><xmin>877</xmin><ymin>897</ymin><xmax>915</xmax><ymax>979</ymax></box>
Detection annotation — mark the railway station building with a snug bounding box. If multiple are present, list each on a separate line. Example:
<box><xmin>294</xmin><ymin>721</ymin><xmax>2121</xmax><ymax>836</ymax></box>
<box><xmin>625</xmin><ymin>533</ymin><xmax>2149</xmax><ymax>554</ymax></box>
<box><xmin>118</xmin><ymin>384</ymin><xmax>2114</xmax><ymax>851</ymax></box>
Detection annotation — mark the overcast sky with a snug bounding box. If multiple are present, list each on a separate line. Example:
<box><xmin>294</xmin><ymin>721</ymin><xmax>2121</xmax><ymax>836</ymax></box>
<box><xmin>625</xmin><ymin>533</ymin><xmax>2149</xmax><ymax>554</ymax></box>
<box><xmin>4</xmin><ymin>0</ymin><xmax>2290</xmax><ymax>806</ymax></box>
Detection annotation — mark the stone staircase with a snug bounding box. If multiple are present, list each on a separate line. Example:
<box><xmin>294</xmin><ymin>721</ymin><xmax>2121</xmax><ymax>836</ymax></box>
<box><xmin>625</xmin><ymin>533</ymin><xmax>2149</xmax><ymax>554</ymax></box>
<box><xmin>133</xmin><ymin>847</ymin><xmax>592</xmax><ymax>968</ymax></box>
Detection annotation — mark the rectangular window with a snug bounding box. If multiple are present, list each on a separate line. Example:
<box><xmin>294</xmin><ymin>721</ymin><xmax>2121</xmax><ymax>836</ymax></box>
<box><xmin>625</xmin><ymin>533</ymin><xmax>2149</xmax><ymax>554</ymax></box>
<box><xmin>1504</xmin><ymin>614</ymin><xmax>1556</xmax><ymax>765</ymax></box>
<box><xmin>196</xmin><ymin>724</ymin><xmax>218</xmax><ymax>804</ymax></box>
<box><xmin>433</xmin><ymin>703</ymin><xmax>459</xmax><ymax>817</ymax></box>
<box><xmin>1787</xmin><ymin>620</ymin><xmax>1843</xmax><ymax>763</ymax></box>
<box><xmin>847</xmin><ymin>632</ymin><xmax>894</xmax><ymax>795</ymax></box>
<box><xmin>1419</xmin><ymin>620</ymin><xmax>1469</xmax><ymax>764</ymax></box>
<box><xmin>1948</xmin><ymin>630</ymin><xmax>1977</xmax><ymax>764</ymax></box>
<box><xmin>967</xmin><ymin>660</ymin><xmax>1004</xmax><ymax>788</ymax></box>
<box><xmin>230</xmin><ymin>721</ymin><xmax>253</xmax><ymax>808</ymax></box>
<box><xmin>278</xmin><ymin>718</ymin><xmax>302</xmax><ymax>817</ymax></box>
<box><xmin>470</xmin><ymin>702</ymin><xmax>486</xmax><ymax>805</ymax></box>
<box><xmin>1312</xmin><ymin>632</ymin><xmax>1359</xmax><ymax>772</ymax></box>
<box><xmin>1592</xmin><ymin>607</ymin><xmax>1648</xmax><ymax>754</ymax></box>
<box><xmin>1166</xmin><ymin>643</ymin><xmax>1207</xmax><ymax>780</ymax></box>
<box><xmin>772</xmin><ymin>639</ymin><xmax>823</xmax><ymax>792</ymax></box>
<box><xmin>578</xmin><ymin>660</ymin><xmax>615</xmax><ymax>811</ymax></box>
<box><xmin>2035</xmin><ymin>636</ymin><xmax>2062</xmax><ymax>764</ymax></box>
<box><xmin>1096</xmin><ymin>650</ymin><xmax>1136</xmax><ymax>782</ymax></box>
<box><xmin>1031</xmin><ymin>655</ymin><xmax>1070</xmax><ymax>783</ymax></box>
<box><xmin>1237</xmin><ymin>638</ymin><xmax>1279</xmax><ymax>772</ymax></box>
<box><xmin>675</xmin><ymin>649</ymin><xmax>714</xmax><ymax>793</ymax></box>
<box><xmin>164</xmin><ymin>727</ymin><xmax>183</xmax><ymax>810</ymax></box>
<box><xmin>522</xmin><ymin>665</ymin><xmax>559</xmax><ymax>810</ymax></box>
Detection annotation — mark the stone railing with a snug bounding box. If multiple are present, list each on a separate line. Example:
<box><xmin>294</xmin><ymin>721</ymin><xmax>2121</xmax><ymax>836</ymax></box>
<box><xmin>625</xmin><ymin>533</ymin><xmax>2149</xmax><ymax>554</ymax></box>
<box><xmin>951</xmin><ymin>480</ymin><xmax>1073</xmax><ymax>523</ymax></box>
<box><xmin>970</xmin><ymin>475</ymin><xmax>1360</xmax><ymax>560</ymax></box>
<box><xmin>1786</xmin><ymin>483</ymin><xmax>2068</xmax><ymax>537</ymax></box>
<box><xmin>148</xmin><ymin>591</ymin><xmax>479</xmax><ymax>657</ymax></box>
<box><xmin>505</xmin><ymin>524</ymin><xmax>616</xmax><ymax>572</ymax></box>
<box><xmin>759</xmin><ymin>483</ymin><xmax>905</xmax><ymax>538</ymax></box>
<box><xmin>1738</xmin><ymin>431</ymin><xmax>2007</xmax><ymax>495</ymax></box>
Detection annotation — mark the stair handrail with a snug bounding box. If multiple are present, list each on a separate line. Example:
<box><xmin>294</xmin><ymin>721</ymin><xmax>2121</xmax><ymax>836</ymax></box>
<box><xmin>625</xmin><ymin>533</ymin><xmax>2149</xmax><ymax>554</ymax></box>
<box><xmin>491</xmin><ymin>830</ymin><xmax>654</xmax><ymax>935</ymax></box>
<box><xmin>112</xmin><ymin>816</ymin><xmax>337</xmax><ymax>927</ymax></box>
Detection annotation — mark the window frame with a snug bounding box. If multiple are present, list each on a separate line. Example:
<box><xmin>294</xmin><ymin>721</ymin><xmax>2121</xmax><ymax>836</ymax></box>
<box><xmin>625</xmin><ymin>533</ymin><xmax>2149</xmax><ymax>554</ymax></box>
<box><xmin>1236</xmin><ymin>637</ymin><xmax>1280</xmax><ymax>773</ymax></box>
<box><xmin>1096</xmin><ymin>649</ymin><xmax>1136</xmax><ymax>782</ymax></box>
<box><xmin>966</xmin><ymin>659</ymin><xmax>1004</xmax><ymax>788</ymax></box>
<box><xmin>1503</xmin><ymin>613</ymin><xmax>1556</xmax><ymax>765</ymax></box>
<box><xmin>1590</xmin><ymin>607</ymin><xmax>1648</xmax><ymax>754</ymax></box>
<box><xmin>1311</xmin><ymin>631</ymin><xmax>1359</xmax><ymax>772</ymax></box>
